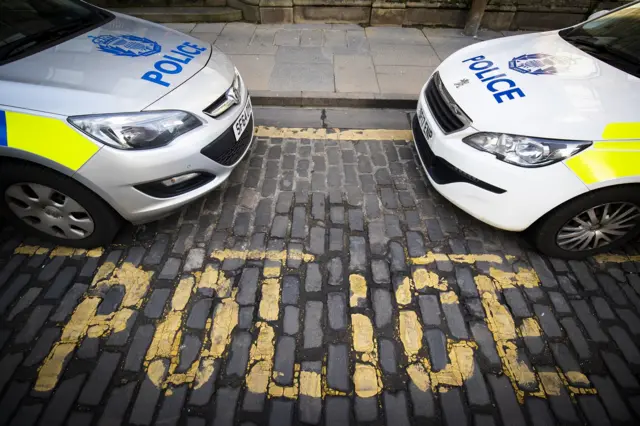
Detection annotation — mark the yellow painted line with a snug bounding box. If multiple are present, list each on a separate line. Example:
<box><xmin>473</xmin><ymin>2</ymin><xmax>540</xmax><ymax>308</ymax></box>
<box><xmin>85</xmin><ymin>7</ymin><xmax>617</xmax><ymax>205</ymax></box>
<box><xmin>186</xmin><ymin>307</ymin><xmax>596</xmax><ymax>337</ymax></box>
<box><xmin>594</xmin><ymin>253</ymin><xmax>640</xmax><ymax>263</ymax></box>
<box><xmin>246</xmin><ymin>322</ymin><xmax>276</xmax><ymax>398</ymax></box>
<box><xmin>13</xmin><ymin>245</ymin><xmax>103</xmax><ymax>258</ymax></box>
<box><xmin>349</xmin><ymin>274</ymin><xmax>368</xmax><ymax>308</ymax></box>
<box><xmin>399</xmin><ymin>310</ymin><xmax>423</xmax><ymax>362</ymax></box>
<box><xmin>410</xmin><ymin>252</ymin><xmax>504</xmax><ymax>265</ymax></box>
<box><xmin>259</xmin><ymin>278</ymin><xmax>281</xmax><ymax>321</ymax></box>
<box><xmin>413</xmin><ymin>267</ymin><xmax>447</xmax><ymax>291</ymax></box>
<box><xmin>211</xmin><ymin>249</ymin><xmax>315</xmax><ymax>263</ymax></box>
<box><xmin>254</xmin><ymin>126</ymin><xmax>413</xmax><ymax>141</ymax></box>
<box><xmin>351</xmin><ymin>309</ymin><xmax>382</xmax><ymax>398</ymax></box>
<box><xmin>35</xmin><ymin>297</ymin><xmax>101</xmax><ymax>392</ymax></box>
<box><xmin>395</xmin><ymin>276</ymin><xmax>413</xmax><ymax>306</ymax></box>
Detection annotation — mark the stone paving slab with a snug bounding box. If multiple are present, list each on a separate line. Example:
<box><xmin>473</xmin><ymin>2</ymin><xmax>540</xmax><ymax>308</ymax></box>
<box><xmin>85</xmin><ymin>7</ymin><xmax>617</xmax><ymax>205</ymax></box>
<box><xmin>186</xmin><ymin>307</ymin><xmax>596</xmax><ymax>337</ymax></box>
<box><xmin>166</xmin><ymin>23</ymin><xmax>532</xmax><ymax>101</ymax></box>
<box><xmin>1</xmin><ymin>125</ymin><xmax>640</xmax><ymax>425</ymax></box>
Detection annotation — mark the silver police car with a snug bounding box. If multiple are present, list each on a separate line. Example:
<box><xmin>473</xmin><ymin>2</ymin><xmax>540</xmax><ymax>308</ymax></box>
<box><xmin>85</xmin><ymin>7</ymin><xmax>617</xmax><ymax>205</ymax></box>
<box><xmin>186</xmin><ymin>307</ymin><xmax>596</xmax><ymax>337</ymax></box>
<box><xmin>0</xmin><ymin>0</ymin><xmax>254</xmax><ymax>247</ymax></box>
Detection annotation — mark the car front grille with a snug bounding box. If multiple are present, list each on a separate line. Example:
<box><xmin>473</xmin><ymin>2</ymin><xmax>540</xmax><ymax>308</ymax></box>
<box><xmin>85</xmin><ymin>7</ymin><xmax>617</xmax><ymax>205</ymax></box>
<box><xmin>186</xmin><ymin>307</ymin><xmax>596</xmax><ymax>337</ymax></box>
<box><xmin>200</xmin><ymin>116</ymin><xmax>254</xmax><ymax>166</ymax></box>
<box><xmin>424</xmin><ymin>72</ymin><xmax>470</xmax><ymax>134</ymax></box>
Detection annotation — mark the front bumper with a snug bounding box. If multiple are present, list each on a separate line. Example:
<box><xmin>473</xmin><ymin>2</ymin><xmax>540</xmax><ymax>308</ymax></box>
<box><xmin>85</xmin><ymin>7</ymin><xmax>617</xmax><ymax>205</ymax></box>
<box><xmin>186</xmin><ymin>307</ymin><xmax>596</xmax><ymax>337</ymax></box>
<box><xmin>76</xmin><ymin>67</ymin><xmax>254</xmax><ymax>224</ymax></box>
<box><xmin>412</xmin><ymin>79</ymin><xmax>589</xmax><ymax>232</ymax></box>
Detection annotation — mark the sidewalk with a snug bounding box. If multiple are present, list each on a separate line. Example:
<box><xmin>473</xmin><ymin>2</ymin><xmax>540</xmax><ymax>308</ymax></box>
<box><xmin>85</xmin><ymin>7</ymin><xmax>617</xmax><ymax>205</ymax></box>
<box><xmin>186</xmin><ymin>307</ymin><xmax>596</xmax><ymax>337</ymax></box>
<box><xmin>167</xmin><ymin>22</ymin><xmax>534</xmax><ymax>107</ymax></box>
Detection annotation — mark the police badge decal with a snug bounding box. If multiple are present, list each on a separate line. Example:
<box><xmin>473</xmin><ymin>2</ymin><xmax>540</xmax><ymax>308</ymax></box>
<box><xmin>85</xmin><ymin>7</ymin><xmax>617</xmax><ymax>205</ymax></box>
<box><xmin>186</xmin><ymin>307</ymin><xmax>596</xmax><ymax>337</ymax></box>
<box><xmin>89</xmin><ymin>34</ymin><xmax>161</xmax><ymax>57</ymax></box>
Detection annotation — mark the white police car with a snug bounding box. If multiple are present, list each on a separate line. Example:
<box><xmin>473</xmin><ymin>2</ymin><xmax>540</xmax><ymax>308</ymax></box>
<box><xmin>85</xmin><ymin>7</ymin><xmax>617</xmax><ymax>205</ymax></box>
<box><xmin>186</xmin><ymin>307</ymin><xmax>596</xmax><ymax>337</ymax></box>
<box><xmin>413</xmin><ymin>1</ymin><xmax>640</xmax><ymax>258</ymax></box>
<box><xmin>0</xmin><ymin>0</ymin><xmax>254</xmax><ymax>247</ymax></box>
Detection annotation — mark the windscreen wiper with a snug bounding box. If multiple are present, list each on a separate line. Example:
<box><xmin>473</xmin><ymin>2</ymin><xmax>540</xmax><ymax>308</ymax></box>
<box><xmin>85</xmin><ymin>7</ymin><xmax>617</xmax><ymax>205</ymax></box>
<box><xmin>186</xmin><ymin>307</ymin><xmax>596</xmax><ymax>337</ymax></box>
<box><xmin>566</xmin><ymin>36</ymin><xmax>640</xmax><ymax>66</ymax></box>
<box><xmin>0</xmin><ymin>18</ymin><xmax>94</xmax><ymax>61</ymax></box>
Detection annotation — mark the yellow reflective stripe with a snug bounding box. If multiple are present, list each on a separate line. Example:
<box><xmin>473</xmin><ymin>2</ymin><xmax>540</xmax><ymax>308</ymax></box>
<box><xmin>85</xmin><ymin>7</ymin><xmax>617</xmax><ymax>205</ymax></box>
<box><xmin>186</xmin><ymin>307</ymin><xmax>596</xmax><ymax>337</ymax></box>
<box><xmin>566</xmin><ymin>122</ymin><xmax>640</xmax><ymax>185</ymax></box>
<box><xmin>5</xmin><ymin>111</ymin><xmax>99</xmax><ymax>171</ymax></box>
<box><xmin>602</xmin><ymin>122</ymin><xmax>640</xmax><ymax>140</ymax></box>
<box><xmin>591</xmin><ymin>141</ymin><xmax>640</xmax><ymax>151</ymax></box>
<box><xmin>565</xmin><ymin>150</ymin><xmax>640</xmax><ymax>185</ymax></box>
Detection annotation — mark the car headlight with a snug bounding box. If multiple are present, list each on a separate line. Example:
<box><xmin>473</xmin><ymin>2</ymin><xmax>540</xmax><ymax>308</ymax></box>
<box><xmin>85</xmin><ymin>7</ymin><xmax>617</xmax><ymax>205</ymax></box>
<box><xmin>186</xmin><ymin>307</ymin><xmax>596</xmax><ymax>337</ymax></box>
<box><xmin>69</xmin><ymin>111</ymin><xmax>202</xmax><ymax>150</ymax></box>
<box><xmin>462</xmin><ymin>132</ymin><xmax>592</xmax><ymax>167</ymax></box>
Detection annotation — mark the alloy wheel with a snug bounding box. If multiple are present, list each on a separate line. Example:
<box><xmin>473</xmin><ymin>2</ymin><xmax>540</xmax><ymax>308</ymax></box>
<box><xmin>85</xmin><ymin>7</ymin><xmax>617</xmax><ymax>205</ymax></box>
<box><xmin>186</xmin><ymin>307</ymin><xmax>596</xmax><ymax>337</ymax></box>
<box><xmin>556</xmin><ymin>202</ymin><xmax>640</xmax><ymax>251</ymax></box>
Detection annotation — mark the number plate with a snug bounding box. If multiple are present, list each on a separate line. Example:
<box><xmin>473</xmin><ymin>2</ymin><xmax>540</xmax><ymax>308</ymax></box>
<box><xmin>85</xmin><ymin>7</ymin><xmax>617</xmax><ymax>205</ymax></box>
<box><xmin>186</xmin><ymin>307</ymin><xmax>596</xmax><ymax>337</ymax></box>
<box><xmin>233</xmin><ymin>98</ymin><xmax>253</xmax><ymax>141</ymax></box>
<box><xmin>417</xmin><ymin>104</ymin><xmax>433</xmax><ymax>141</ymax></box>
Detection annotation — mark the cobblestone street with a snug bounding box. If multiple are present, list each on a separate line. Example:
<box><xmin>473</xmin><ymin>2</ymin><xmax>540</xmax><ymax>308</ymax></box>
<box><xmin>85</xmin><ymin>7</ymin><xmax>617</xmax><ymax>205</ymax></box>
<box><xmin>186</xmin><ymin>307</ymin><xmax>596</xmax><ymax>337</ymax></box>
<box><xmin>1</xmin><ymin>125</ymin><xmax>640</xmax><ymax>426</ymax></box>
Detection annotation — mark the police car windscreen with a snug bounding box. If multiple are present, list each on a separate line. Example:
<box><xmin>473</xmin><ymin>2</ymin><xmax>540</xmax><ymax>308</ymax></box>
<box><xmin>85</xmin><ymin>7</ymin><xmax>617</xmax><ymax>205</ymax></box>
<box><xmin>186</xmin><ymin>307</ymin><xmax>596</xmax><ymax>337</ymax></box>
<box><xmin>0</xmin><ymin>0</ymin><xmax>109</xmax><ymax>63</ymax></box>
<box><xmin>560</xmin><ymin>2</ymin><xmax>640</xmax><ymax>78</ymax></box>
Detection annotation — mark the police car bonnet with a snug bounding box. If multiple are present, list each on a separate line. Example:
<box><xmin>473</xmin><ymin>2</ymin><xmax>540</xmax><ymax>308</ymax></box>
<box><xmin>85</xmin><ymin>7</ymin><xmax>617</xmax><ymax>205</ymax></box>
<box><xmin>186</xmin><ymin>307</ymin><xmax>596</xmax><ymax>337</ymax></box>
<box><xmin>0</xmin><ymin>14</ymin><xmax>216</xmax><ymax>116</ymax></box>
<box><xmin>434</xmin><ymin>31</ymin><xmax>636</xmax><ymax>141</ymax></box>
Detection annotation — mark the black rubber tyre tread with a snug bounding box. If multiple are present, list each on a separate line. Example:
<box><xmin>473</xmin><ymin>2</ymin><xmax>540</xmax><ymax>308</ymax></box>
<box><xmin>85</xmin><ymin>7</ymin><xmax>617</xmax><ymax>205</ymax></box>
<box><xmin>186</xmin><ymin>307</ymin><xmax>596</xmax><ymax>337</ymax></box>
<box><xmin>0</xmin><ymin>160</ymin><xmax>121</xmax><ymax>248</ymax></box>
<box><xmin>529</xmin><ymin>185</ymin><xmax>640</xmax><ymax>260</ymax></box>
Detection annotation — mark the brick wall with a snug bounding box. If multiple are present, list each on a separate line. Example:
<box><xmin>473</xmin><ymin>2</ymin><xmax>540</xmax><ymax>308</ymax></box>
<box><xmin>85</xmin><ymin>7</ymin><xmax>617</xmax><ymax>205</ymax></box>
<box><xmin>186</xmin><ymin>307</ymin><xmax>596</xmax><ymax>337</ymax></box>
<box><xmin>90</xmin><ymin>0</ymin><xmax>634</xmax><ymax>29</ymax></box>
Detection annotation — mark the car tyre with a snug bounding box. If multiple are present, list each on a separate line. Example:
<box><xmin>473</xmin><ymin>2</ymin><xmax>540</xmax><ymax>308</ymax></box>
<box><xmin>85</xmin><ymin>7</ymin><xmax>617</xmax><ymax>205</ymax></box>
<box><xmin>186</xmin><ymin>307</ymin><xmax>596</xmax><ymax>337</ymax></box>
<box><xmin>0</xmin><ymin>161</ymin><xmax>121</xmax><ymax>248</ymax></box>
<box><xmin>530</xmin><ymin>186</ymin><xmax>640</xmax><ymax>259</ymax></box>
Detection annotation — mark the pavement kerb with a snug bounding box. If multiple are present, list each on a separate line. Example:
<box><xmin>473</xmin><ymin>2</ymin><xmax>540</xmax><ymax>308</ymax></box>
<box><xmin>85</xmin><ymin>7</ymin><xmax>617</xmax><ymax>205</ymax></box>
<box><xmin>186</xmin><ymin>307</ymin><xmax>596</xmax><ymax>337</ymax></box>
<box><xmin>250</xmin><ymin>90</ymin><xmax>418</xmax><ymax>110</ymax></box>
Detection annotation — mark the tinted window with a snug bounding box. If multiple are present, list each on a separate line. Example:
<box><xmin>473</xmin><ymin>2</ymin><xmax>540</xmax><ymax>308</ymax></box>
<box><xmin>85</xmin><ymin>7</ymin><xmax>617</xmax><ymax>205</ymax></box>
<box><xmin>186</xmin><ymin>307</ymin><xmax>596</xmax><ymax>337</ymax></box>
<box><xmin>0</xmin><ymin>0</ymin><xmax>111</xmax><ymax>63</ymax></box>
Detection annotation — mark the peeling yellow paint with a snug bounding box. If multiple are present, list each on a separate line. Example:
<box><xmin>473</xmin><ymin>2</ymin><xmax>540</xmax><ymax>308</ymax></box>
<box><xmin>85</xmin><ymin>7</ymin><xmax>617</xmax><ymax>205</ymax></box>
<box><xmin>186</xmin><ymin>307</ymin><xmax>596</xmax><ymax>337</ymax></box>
<box><xmin>211</xmin><ymin>249</ymin><xmax>314</xmax><ymax>263</ymax></box>
<box><xmin>246</xmin><ymin>323</ymin><xmax>276</xmax><ymax>396</ymax></box>
<box><xmin>440</xmin><ymin>291</ymin><xmax>459</xmax><ymax>305</ymax></box>
<box><xmin>480</xmin><ymin>292</ymin><xmax>517</xmax><ymax>341</ymax></box>
<box><xmin>87</xmin><ymin>324</ymin><xmax>109</xmax><ymax>339</ymax></box>
<box><xmin>412</xmin><ymin>268</ymin><xmax>447</xmax><ymax>291</ymax></box>
<box><xmin>489</xmin><ymin>267</ymin><xmax>540</xmax><ymax>289</ymax></box>
<box><xmin>60</xmin><ymin>297</ymin><xmax>101</xmax><ymax>342</ymax></box>
<box><xmin>246</xmin><ymin>360</ymin><xmax>272</xmax><ymax>395</ymax></box>
<box><xmin>34</xmin><ymin>343</ymin><xmax>75</xmax><ymax>392</ymax></box>
<box><xmin>197</xmin><ymin>264</ymin><xmax>220</xmax><ymax>293</ymax></box>
<box><xmin>193</xmin><ymin>357</ymin><xmax>217</xmax><ymax>390</ymax></box>
<box><xmin>395</xmin><ymin>276</ymin><xmax>413</xmax><ymax>306</ymax></box>
<box><xmin>353</xmin><ymin>363</ymin><xmax>382</xmax><ymax>397</ymax></box>
<box><xmin>433</xmin><ymin>341</ymin><xmax>477</xmax><ymax>387</ymax></box>
<box><xmin>251</xmin><ymin>322</ymin><xmax>276</xmax><ymax>361</ymax></box>
<box><xmin>92</xmin><ymin>262</ymin><xmax>117</xmax><ymax>285</ymax></box>
<box><xmin>300</xmin><ymin>370</ymin><xmax>322</xmax><ymax>398</ymax></box>
<box><xmin>15</xmin><ymin>245</ymin><xmax>104</xmax><ymax>258</ymax></box>
<box><xmin>500</xmin><ymin>342</ymin><xmax>538</xmax><ymax>392</ymax></box>
<box><xmin>146</xmin><ymin>311</ymin><xmax>183</xmax><ymax>360</ymax></box>
<box><xmin>351</xmin><ymin>314</ymin><xmax>375</xmax><ymax>355</ymax></box>
<box><xmin>13</xmin><ymin>245</ymin><xmax>40</xmax><ymax>255</ymax></box>
<box><xmin>269</xmin><ymin>365</ymin><xmax>299</xmax><ymax>399</ymax></box>
<box><xmin>172</xmin><ymin>276</ymin><xmax>195</xmax><ymax>311</ymax></box>
<box><xmin>254</xmin><ymin>126</ymin><xmax>413</xmax><ymax>141</ymax></box>
<box><xmin>594</xmin><ymin>253</ymin><xmax>640</xmax><ymax>263</ymax></box>
<box><xmin>259</xmin><ymin>278</ymin><xmax>281</xmax><ymax>321</ymax></box>
<box><xmin>519</xmin><ymin>318</ymin><xmax>542</xmax><ymax>338</ymax></box>
<box><xmin>399</xmin><ymin>310</ymin><xmax>423</xmax><ymax>361</ymax></box>
<box><xmin>410</xmin><ymin>252</ymin><xmax>503</xmax><ymax>265</ymax></box>
<box><xmin>566</xmin><ymin>371</ymin><xmax>591</xmax><ymax>388</ymax></box>
<box><xmin>92</xmin><ymin>262</ymin><xmax>154</xmax><ymax>308</ymax></box>
<box><xmin>263</xmin><ymin>266</ymin><xmax>281</xmax><ymax>278</ymax></box>
<box><xmin>49</xmin><ymin>246</ymin><xmax>76</xmax><ymax>257</ymax></box>
<box><xmin>86</xmin><ymin>248</ymin><xmax>104</xmax><ymax>258</ymax></box>
<box><xmin>209</xmin><ymin>297</ymin><xmax>239</xmax><ymax>358</ymax></box>
<box><xmin>349</xmin><ymin>274</ymin><xmax>367</xmax><ymax>307</ymax></box>
<box><xmin>538</xmin><ymin>370</ymin><xmax>564</xmax><ymax>396</ymax></box>
<box><xmin>407</xmin><ymin>362</ymin><xmax>431</xmax><ymax>392</ymax></box>
<box><xmin>147</xmin><ymin>359</ymin><xmax>168</xmax><ymax>388</ymax></box>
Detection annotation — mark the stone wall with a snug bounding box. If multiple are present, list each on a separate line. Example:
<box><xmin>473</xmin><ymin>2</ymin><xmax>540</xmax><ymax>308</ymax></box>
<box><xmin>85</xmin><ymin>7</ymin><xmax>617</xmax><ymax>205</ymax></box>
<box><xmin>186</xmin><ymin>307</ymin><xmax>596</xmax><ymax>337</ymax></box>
<box><xmin>91</xmin><ymin>0</ymin><xmax>633</xmax><ymax>30</ymax></box>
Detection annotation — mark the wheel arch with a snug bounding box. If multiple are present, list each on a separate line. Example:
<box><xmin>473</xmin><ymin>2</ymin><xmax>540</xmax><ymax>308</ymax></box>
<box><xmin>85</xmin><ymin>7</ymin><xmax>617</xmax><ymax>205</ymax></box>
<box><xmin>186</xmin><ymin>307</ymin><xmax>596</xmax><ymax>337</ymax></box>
<box><xmin>527</xmin><ymin>182</ymin><xmax>640</xmax><ymax>232</ymax></box>
<box><xmin>0</xmin><ymin>153</ymin><xmax>125</xmax><ymax>222</ymax></box>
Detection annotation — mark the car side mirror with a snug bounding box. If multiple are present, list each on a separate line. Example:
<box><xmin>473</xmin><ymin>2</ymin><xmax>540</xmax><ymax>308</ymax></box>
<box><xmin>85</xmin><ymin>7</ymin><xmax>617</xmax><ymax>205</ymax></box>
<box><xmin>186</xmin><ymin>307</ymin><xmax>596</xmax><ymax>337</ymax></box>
<box><xmin>588</xmin><ymin>10</ymin><xmax>609</xmax><ymax>20</ymax></box>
